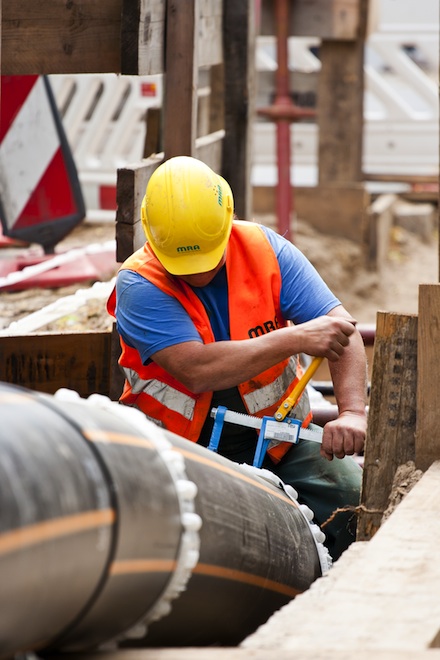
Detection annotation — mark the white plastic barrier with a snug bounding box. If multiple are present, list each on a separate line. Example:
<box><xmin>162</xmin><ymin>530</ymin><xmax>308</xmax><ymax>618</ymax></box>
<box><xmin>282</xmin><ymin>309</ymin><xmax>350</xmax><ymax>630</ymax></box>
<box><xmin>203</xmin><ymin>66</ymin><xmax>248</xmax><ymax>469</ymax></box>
<box><xmin>253</xmin><ymin>25</ymin><xmax>439</xmax><ymax>188</ymax></box>
<box><xmin>49</xmin><ymin>73</ymin><xmax>162</xmax><ymax>222</ymax></box>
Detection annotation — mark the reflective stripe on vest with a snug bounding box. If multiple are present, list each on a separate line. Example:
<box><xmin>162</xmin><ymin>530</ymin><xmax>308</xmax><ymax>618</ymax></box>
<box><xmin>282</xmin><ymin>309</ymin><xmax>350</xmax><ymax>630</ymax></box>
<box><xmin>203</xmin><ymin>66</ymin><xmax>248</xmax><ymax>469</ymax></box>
<box><xmin>243</xmin><ymin>357</ymin><xmax>297</xmax><ymax>414</ymax></box>
<box><xmin>123</xmin><ymin>367</ymin><xmax>196</xmax><ymax>420</ymax></box>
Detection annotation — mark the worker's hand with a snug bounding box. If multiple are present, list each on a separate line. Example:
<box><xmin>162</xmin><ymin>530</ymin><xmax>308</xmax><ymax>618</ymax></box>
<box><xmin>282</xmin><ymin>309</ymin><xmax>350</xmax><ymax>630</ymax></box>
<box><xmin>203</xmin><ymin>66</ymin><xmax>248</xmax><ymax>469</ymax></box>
<box><xmin>294</xmin><ymin>315</ymin><xmax>357</xmax><ymax>362</ymax></box>
<box><xmin>321</xmin><ymin>411</ymin><xmax>367</xmax><ymax>461</ymax></box>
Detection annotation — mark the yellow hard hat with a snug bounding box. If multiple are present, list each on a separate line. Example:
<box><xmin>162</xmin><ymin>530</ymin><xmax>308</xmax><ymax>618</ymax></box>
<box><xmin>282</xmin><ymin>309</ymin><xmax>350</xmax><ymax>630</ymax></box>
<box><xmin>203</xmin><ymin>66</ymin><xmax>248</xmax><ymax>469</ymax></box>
<box><xmin>141</xmin><ymin>156</ymin><xmax>234</xmax><ymax>275</ymax></box>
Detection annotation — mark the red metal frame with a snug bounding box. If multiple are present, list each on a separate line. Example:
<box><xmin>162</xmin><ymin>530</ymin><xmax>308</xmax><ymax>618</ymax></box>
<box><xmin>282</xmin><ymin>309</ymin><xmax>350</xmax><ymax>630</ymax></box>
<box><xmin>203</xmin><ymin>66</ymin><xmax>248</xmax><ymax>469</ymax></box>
<box><xmin>258</xmin><ymin>0</ymin><xmax>316</xmax><ymax>242</ymax></box>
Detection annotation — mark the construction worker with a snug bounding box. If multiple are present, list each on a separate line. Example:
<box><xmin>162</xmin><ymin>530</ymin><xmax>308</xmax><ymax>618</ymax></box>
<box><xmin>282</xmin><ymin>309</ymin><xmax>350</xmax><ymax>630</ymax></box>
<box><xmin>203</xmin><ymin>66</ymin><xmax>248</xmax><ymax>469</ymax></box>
<box><xmin>107</xmin><ymin>156</ymin><xmax>368</xmax><ymax>561</ymax></box>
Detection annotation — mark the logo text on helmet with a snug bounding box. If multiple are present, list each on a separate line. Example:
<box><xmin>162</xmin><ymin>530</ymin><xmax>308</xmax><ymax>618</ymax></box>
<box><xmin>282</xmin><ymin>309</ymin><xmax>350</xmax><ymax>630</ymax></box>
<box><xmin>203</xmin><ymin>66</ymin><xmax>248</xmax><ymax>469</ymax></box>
<box><xmin>217</xmin><ymin>184</ymin><xmax>223</xmax><ymax>207</ymax></box>
<box><xmin>177</xmin><ymin>245</ymin><xmax>201</xmax><ymax>253</ymax></box>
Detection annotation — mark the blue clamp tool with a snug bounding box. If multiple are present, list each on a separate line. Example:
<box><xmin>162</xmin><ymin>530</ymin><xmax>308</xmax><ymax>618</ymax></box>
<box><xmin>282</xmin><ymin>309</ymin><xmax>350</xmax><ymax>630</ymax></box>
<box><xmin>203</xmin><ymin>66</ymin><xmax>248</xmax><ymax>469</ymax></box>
<box><xmin>208</xmin><ymin>406</ymin><xmax>304</xmax><ymax>468</ymax></box>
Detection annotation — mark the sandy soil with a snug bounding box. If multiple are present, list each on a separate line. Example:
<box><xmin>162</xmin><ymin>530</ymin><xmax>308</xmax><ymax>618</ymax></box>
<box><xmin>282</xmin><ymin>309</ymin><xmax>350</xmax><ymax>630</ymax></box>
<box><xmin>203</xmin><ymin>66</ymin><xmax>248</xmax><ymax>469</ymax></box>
<box><xmin>0</xmin><ymin>211</ymin><xmax>438</xmax><ymax>332</ymax></box>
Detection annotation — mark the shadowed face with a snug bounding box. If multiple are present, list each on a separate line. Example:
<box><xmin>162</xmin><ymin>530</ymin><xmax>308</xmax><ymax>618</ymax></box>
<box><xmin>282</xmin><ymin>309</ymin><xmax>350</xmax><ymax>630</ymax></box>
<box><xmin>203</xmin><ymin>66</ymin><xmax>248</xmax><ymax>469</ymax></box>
<box><xmin>178</xmin><ymin>253</ymin><xmax>226</xmax><ymax>287</ymax></box>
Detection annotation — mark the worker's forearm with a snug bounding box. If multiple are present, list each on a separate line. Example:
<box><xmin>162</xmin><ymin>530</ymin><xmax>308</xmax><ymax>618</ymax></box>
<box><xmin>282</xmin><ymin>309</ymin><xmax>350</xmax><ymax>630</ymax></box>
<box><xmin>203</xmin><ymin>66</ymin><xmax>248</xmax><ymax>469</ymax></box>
<box><xmin>155</xmin><ymin>327</ymin><xmax>302</xmax><ymax>393</ymax></box>
<box><xmin>152</xmin><ymin>315</ymin><xmax>358</xmax><ymax>393</ymax></box>
<box><xmin>329</xmin><ymin>329</ymin><xmax>368</xmax><ymax>417</ymax></box>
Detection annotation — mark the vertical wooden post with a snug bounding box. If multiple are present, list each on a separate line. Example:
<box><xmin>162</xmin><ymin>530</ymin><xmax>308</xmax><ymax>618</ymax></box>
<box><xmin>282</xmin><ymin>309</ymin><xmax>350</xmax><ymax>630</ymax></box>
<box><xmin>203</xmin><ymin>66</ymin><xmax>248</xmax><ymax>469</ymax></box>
<box><xmin>221</xmin><ymin>0</ymin><xmax>255</xmax><ymax>220</ymax></box>
<box><xmin>163</xmin><ymin>0</ymin><xmax>198</xmax><ymax>157</ymax></box>
<box><xmin>416</xmin><ymin>285</ymin><xmax>440</xmax><ymax>471</ymax></box>
<box><xmin>357</xmin><ymin>311</ymin><xmax>418</xmax><ymax>541</ymax></box>
<box><xmin>317</xmin><ymin>0</ymin><xmax>369</xmax><ymax>184</ymax></box>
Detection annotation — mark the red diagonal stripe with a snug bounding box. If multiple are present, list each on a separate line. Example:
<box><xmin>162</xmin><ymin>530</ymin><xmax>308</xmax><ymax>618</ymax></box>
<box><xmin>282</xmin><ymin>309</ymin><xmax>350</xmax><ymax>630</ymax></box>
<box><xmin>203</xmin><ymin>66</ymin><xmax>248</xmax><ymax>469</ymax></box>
<box><xmin>14</xmin><ymin>149</ymin><xmax>78</xmax><ymax>229</ymax></box>
<box><xmin>0</xmin><ymin>75</ymin><xmax>39</xmax><ymax>143</ymax></box>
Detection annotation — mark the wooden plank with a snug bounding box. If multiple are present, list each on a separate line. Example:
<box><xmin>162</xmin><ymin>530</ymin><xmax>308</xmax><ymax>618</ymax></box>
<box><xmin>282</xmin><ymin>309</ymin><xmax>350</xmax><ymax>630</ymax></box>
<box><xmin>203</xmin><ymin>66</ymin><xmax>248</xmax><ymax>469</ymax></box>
<box><xmin>0</xmin><ymin>331</ymin><xmax>111</xmax><ymax>397</ymax></box>
<box><xmin>317</xmin><ymin>0</ymin><xmax>368</xmax><ymax>184</ymax></box>
<box><xmin>209</xmin><ymin>62</ymin><xmax>225</xmax><ymax>133</ymax></box>
<box><xmin>252</xmin><ymin>184</ymin><xmax>369</xmax><ymax>243</ymax></box>
<box><xmin>195</xmin><ymin>129</ymin><xmax>224</xmax><ymax>171</ymax></box>
<box><xmin>357</xmin><ymin>311</ymin><xmax>418</xmax><ymax>541</ymax></box>
<box><xmin>243</xmin><ymin>462</ymin><xmax>440</xmax><ymax>653</ymax></box>
<box><xmin>260</xmin><ymin>0</ymin><xmax>361</xmax><ymax>40</ymax></box>
<box><xmin>116</xmin><ymin>155</ymin><xmax>164</xmax><ymax>261</ymax></box>
<box><xmin>143</xmin><ymin>107</ymin><xmax>162</xmax><ymax>158</ymax></box>
<box><xmin>222</xmin><ymin>0</ymin><xmax>255</xmax><ymax>219</ymax></box>
<box><xmin>2</xmin><ymin>0</ymin><xmax>123</xmax><ymax>74</ymax></box>
<box><xmin>365</xmin><ymin>193</ymin><xmax>397</xmax><ymax>272</ymax></box>
<box><xmin>46</xmin><ymin>649</ymin><xmax>440</xmax><ymax>660</ymax></box>
<box><xmin>416</xmin><ymin>285</ymin><xmax>440</xmax><ymax>471</ymax></box>
<box><xmin>317</xmin><ymin>41</ymin><xmax>364</xmax><ymax>184</ymax></box>
<box><xmin>198</xmin><ymin>0</ymin><xmax>222</xmax><ymax>67</ymax></box>
<box><xmin>252</xmin><ymin>184</ymin><xmax>370</xmax><ymax>241</ymax></box>
<box><xmin>121</xmin><ymin>0</ymin><xmax>165</xmax><ymax>75</ymax></box>
<box><xmin>163</xmin><ymin>0</ymin><xmax>198</xmax><ymax>158</ymax></box>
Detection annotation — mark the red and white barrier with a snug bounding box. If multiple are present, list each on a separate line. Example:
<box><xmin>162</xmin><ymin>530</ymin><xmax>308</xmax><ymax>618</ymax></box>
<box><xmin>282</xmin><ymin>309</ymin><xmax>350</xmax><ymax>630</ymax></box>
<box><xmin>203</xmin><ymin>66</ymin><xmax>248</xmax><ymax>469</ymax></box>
<box><xmin>0</xmin><ymin>75</ymin><xmax>85</xmax><ymax>250</ymax></box>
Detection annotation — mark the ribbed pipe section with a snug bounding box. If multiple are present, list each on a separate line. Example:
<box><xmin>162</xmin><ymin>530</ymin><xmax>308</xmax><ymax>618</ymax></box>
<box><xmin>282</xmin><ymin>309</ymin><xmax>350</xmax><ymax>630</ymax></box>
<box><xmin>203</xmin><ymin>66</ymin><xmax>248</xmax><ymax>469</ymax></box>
<box><xmin>0</xmin><ymin>382</ymin><xmax>329</xmax><ymax>656</ymax></box>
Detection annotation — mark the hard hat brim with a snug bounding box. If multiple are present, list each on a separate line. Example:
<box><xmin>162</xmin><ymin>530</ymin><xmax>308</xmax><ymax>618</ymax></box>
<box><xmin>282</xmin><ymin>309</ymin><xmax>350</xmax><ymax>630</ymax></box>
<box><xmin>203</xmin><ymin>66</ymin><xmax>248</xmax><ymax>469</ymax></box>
<box><xmin>149</xmin><ymin>236</ymin><xmax>229</xmax><ymax>276</ymax></box>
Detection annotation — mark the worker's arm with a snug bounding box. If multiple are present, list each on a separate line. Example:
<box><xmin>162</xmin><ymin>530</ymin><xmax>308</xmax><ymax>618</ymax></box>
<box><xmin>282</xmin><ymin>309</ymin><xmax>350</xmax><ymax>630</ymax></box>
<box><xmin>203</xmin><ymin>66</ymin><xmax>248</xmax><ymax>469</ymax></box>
<box><xmin>151</xmin><ymin>312</ymin><xmax>356</xmax><ymax>394</ymax></box>
<box><xmin>322</xmin><ymin>305</ymin><xmax>368</xmax><ymax>461</ymax></box>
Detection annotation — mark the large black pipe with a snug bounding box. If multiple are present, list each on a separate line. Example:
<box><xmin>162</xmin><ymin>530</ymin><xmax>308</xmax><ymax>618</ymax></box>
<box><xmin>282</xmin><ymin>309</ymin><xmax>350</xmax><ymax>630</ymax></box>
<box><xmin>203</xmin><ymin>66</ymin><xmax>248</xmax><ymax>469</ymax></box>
<box><xmin>0</xmin><ymin>382</ymin><xmax>329</xmax><ymax>657</ymax></box>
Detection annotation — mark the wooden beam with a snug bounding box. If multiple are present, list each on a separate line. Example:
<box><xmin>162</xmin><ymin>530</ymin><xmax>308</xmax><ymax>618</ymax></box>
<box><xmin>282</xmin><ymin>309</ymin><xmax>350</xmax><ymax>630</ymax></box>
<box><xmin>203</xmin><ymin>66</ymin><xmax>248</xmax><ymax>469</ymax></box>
<box><xmin>242</xmin><ymin>462</ymin><xmax>440</xmax><ymax>653</ymax></box>
<box><xmin>163</xmin><ymin>0</ymin><xmax>198</xmax><ymax>157</ymax></box>
<box><xmin>357</xmin><ymin>311</ymin><xmax>418</xmax><ymax>541</ymax></box>
<box><xmin>317</xmin><ymin>0</ymin><xmax>369</xmax><ymax>184</ymax></box>
<box><xmin>252</xmin><ymin>183</ymin><xmax>369</xmax><ymax>243</ymax></box>
<box><xmin>46</xmin><ymin>649</ymin><xmax>440</xmax><ymax>660</ymax></box>
<box><xmin>222</xmin><ymin>0</ymin><xmax>255</xmax><ymax>219</ymax></box>
<box><xmin>2</xmin><ymin>0</ymin><xmax>123</xmax><ymax>74</ymax></box>
<box><xmin>209</xmin><ymin>62</ymin><xmax>225</xmax><ymax>133</ymax></box>
<box><xmin>260</xmin><ymin>0</ymin><xmax>362</xmax><ymax>40</ymax></box>
<box><xmin>0</xmin><ymin>331</ymin><xmax>111</xmax><ymax>398</ymax></box>
<box><xmin>115</xmin><ymin>154</ymin><xmax>164</xmax><ymax>262</ymax></box>
<box><xmin>121</xmin><ymin>0</ymin><xmax>165</xmax><ymax>75</ymax></box>
<box><xmin>365</xmin><ymin>193</ymin><xmax>397</xmax><ymax>272</ymax></box>
<box><xmin>143</xmin><ymin>107</ymin><xmax>162</xmax><ymax>158</ymax></box>
<box><xmin>416</xmin><ymin>285</ymin><xmax>440</xmax><ymax>471</ymax></box>
<box><xmin>198</xmin><ymin>0</ymin><xmax>223</xmax><ymax>67</ymax></box>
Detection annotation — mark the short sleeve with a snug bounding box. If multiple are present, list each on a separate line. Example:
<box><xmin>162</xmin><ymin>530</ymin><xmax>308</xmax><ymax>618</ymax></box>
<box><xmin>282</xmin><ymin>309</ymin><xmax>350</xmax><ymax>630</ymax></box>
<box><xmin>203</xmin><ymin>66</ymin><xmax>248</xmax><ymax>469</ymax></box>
<box><xmin>115</xmin><ymin>270</ymin><xmax>203</xmax><ymax>364</ymax></box>
<box><xmin>260</xmin><ymin>225</ymin><xmax>341</xmax><ymax>324</ymax></box>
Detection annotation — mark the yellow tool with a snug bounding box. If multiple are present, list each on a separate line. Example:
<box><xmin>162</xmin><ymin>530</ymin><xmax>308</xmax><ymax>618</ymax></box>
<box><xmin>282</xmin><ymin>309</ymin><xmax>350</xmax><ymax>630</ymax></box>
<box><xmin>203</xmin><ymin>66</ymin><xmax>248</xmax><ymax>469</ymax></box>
<box><xmin>208</xmin><ymin>355</ymin><xmax>324</xmax><ymax>468</ymax></box>
<box><xmin>274</xmin><ymin>356</ymin><xmax>324</xmax><ymax>421</ymax></box>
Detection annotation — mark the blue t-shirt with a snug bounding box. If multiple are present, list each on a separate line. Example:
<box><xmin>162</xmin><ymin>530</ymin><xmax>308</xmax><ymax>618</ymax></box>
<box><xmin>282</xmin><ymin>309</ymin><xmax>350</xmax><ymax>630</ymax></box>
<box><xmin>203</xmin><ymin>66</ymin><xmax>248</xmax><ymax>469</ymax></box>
<box><xmin>115</xmin><ymin>224</ymin><xmax>340</xmax><ymax>365</ymax></box>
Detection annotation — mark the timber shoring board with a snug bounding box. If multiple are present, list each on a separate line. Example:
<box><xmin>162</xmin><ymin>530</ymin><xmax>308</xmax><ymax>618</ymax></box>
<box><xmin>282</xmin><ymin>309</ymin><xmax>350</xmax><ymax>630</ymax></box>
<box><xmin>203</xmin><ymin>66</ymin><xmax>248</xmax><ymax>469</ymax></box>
<box><xmin>2</xmin><ymin>0</ymin><xmax>124</xmax><ymax>75</ymax></box>
<box><xmin>365</xmin><ymin>193</ymin><xmax>397</xmax><ymax>272</ymax></box>
<box><xmin>252</xmin><ymin>184</ymin><xmax>370</xmax><ymax>243</ymax></box>
<box><xmin>357</xmin><ymin>311</ymin><xmax>418</xmax><ymax>541</ymax></box>
<box><xmin>46</xmin><ymin>649</ymin><xmax>440</xmax><ymax>660</ymax></box>
<box><xmin>0</xmin><ymin>331</ymin><xmax>111</xmax><ymax>398</ymax></box>
<box><xmin>116</xmin><ymin>155</ymin><xmax>164</xmax><ymax>262</ymax></box>
<box><xmin>163</xmin><ymin>0</ymin><xmax>198</xmax><ymax>158</ymax></box>
<box><xmin>260</xmin><ymin>0</ymin><xmax>361</xmax><ymax>40</ymax></box>
<box><xmin>416</xmin><ymin>285</ymin><xmax>440</xmax><ymax>472</ymax></box>
<box><xmin>121</xmin><ymin>0</ymin><xmax>165</xmax><ymax>76</ymax></box>
<box><xmin>221</xmin><ymin>0</ymin><xmax>255</xmax><ymax>220</ymax></box>
<box><xmin>242</xmin><ymin>462</ymin><xmax>440</xmax><ymax>653</ymax></box>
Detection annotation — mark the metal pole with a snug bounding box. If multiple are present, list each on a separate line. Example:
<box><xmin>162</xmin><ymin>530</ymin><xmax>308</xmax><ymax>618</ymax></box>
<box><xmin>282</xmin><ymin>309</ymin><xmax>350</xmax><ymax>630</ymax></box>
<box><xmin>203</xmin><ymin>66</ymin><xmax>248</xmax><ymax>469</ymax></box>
<box><xmin>258</xmin><ymin>0</ymin><xmax>316</xmax><ymax>242</ymax></box>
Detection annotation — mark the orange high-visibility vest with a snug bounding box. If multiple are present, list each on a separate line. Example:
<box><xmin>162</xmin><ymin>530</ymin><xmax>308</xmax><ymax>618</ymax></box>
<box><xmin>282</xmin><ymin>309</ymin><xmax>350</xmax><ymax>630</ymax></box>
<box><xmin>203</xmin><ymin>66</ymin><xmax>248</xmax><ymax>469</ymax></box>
<box><xmin>107</xmin><ymin>221</ymin><xmax>312</xmax><ymax>462</ymax></box>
